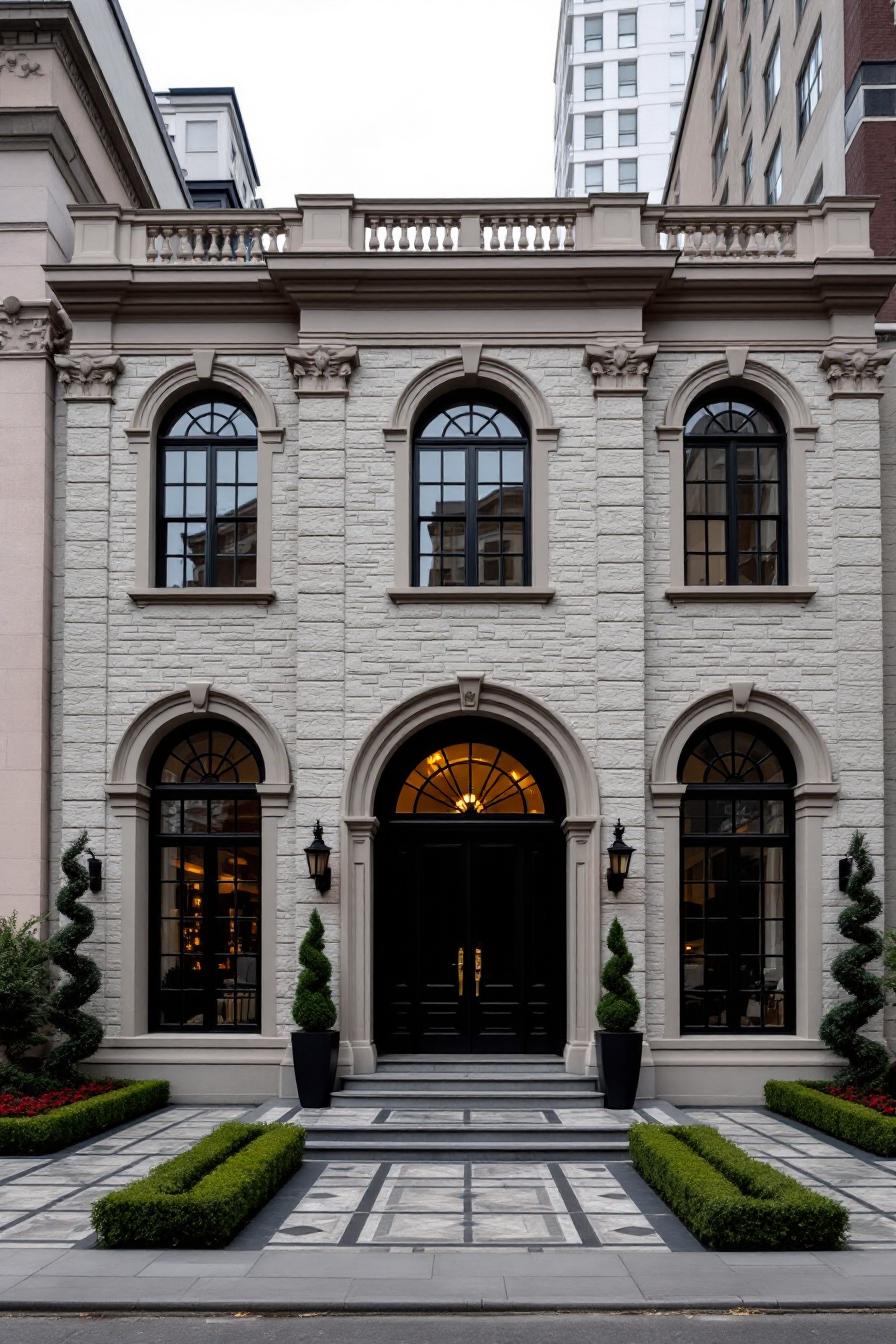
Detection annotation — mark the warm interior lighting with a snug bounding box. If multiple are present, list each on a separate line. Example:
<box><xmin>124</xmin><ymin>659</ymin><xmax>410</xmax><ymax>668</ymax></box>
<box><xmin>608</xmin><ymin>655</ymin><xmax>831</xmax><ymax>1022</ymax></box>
<box><xmin>455</xmin><ymin>792</ymin><xmax>484</xmax><ymax>814</ymax></box>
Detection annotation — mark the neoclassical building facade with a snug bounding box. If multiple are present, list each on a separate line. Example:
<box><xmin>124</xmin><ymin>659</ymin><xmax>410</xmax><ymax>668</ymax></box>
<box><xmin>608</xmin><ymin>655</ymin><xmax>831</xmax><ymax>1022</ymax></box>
<box><xmin>3</xmin><ymin>188</ymin><xmax>880</xmax><ymax>1105</ymax></box>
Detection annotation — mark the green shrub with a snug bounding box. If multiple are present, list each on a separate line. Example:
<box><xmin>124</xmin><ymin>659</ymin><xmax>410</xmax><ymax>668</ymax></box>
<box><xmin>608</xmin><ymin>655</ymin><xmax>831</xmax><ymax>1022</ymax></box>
<box><xmin>630</xmin><ymin>1122</ymin><xmax>847</xmax><ymax>1251</ymax></box>
<box><xmin>0</xmin><ymin>912</ymin><xmax>51</xmax><ymax>1091</ymax></box>
<box><xmin>596</xmin><ymin>917</ymin><xmax>640</xmax><ymax>1032</ymax></box>
<box><xmin>92</xmin><ymin>1120</ymin><xmax>305</xmax><ymax>1248</ymax></box>
<box><xmin>43</xmin><ymin>832</ymin><xmax>104</xmax><ymax>1081</ymax></box>
<box><xmin>765</xmin><ymin>1079</ymin><xmax>896</xmax><ymax>1158</ymax></box>
<box><xmin>0</xmin><ymin>1079</ymin><xmax>169</xmax><ymax>1155</ymax></box>
<box><xmin>292</xmin><ymin>908</ymin><xmax>336</xmax><ymax>1031</ymax></box>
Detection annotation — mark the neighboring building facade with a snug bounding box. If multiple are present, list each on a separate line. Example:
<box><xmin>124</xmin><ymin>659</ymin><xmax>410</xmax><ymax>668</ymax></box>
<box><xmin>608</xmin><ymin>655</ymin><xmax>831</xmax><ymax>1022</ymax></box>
<box><xmin>554</xmin><ymin>0</ymin><xmax>705</xmax><ymax>199</ymax></box>
<box><xmin>155</xmin><ymin>87</ymin><xmax>262</xmax><ymax>209</ymax></box>
<box><xmin>4</xmin><ymin>2</ymin><xmax>896</xmax><ymax>1108</ymax></box>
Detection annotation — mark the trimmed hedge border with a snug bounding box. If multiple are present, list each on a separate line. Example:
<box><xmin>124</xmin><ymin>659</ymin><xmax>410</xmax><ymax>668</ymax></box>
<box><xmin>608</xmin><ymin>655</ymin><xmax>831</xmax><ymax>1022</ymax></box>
<box><xmin>629</xmin><ymin>1122</ymin><xmax>847</xmax><ymax>1251</ymax></box>
<box><xmin>765</xmin><ymin>1079</ymin><xmax>896</xmax><ymax>1158</ymax></box>
<box><xmin>92</xmin><ymin>1120</ymin><xmax>306</xmax><ymax>1248</ymax></box>
<box><xmin>0</xmin><ymin>1079</ymin><xmax>169</xmax><ymax>1156</ymax></box>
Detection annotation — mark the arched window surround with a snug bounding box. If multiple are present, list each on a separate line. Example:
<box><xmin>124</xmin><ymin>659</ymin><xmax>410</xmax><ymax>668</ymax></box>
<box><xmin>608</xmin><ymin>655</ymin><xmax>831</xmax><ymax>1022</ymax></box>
<box><xmin>126</xmin><ymin>360</ymin><xmax>284</xmax><ymax>604</ymax></box>
<box><xmin>657</xmin><ymin>357</ymin><xmax>818</xmax><ymax>602</ymax></box>
<box><xmin>384</xmin><ymin>354</ymin><xmax>559</xmax><ymax>602</ymax></box>
<box><xmin>106</xmin><ymin>687</ymin><xmax>291</xmax><ymax>1045</ymax></box>
<box><xmin>650</xmin><ymin>685</ymin><xmax>838</xmax><ymax>1047</ymax></box>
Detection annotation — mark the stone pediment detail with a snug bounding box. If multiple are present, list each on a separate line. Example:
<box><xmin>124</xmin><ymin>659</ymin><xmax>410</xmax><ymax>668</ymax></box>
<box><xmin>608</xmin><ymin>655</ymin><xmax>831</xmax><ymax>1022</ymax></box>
<box><xmin>583</xmin><ymin>342</ymin><xmax>658</xmax><ymax>394</ymax></box>
<box><xmin>0</xmin><ymin>296</ymin><xmax>72</xmax><ymax>356</ymax></box>
<box><xmin>0</xmin><ymin>50</ymin><xmax>43</xmax><ymax>78</ymax></box>
<box><xmin>285</xmin><ymin>343</ymin><xmax>360</xmax><ymax>395</ymax></box>
<box><xmin>819</xmin><ymin>346</ymin><xmax>893</xmax><ymax>397</ymax></box>
<box><xmin>55</xmin><ymin>351</ymin><xmax>124</xmax><ymax>400</ymax></box>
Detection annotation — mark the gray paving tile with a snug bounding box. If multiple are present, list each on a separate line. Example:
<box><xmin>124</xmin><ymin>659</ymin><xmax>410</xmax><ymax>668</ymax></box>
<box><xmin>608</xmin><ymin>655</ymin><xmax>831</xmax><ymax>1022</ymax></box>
<box><xmin>0</xmin><ymin>1275</ymin><xmax>196</xmax><ymax>1303</ymax></box>
<box><xmin>250</xmin><ymin>1249</ymin><xmax>434</xmax><ymax>1278</ymax></box>
<box><xmin>43</xmin><ymin>1249</ymin><xmax>163</xmax><ymax>1276</ymax></box>
<box><xmin>193</xmin><ymin>1275</ymin><xmax>353</xmax><ymax>1304</ymax></box>
<box><xmin>431</xmin><ymin>1248</ymin><xmax>626</xmax><ymax>1277</ymax></box>
<box><xmin>343</xmin><ymin>1276</ymin><xmax>507</xmax><ymax>1305</ymax></box>
<box><xmin>503</xmin><ymin>1274</ymin><xmax>644</xmax><ymax>1304</ymax></box>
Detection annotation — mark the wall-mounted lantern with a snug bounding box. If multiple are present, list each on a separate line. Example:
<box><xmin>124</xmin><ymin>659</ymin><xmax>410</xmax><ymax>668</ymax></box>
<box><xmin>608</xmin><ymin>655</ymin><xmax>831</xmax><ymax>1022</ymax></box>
<box><xmin>304</xmin><ymin>821</ymin><xmax>332</xmax><ymax>894</ymax></box>
<box><xmin>606</xmin><ymin>819</ymin><xmax>634</xmax><ymax>895</ymax></box>
<box><xmin>86</xmin><ymin>850</ymin><xmax>103</xmax><ymax>894</ymax></box>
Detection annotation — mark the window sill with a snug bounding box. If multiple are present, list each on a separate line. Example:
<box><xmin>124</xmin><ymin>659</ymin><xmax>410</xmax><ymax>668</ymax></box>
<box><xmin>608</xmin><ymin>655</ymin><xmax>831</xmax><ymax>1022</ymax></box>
<box><xmin>128</xmin><ymin>587</ymin><xmax>276</xmax><ymax>607</ymax></box>
<box><xmin>388</xmin><ymin>586</ymin><xmax>555</xmax><ymax>605</ymax></box>
<box><xmin>665</xmin><ymin>585</ymin><xmax>816</xmax><ymax>605</ymax></box>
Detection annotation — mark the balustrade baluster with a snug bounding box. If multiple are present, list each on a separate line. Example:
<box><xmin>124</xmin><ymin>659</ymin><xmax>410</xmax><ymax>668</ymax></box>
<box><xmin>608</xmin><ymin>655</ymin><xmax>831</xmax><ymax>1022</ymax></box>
<box><xmin>248</xmin><ymin>227</ymin><xmax>263</xmax><ymax>262</ymax></box>
<box><xmin>562</xmin><ymin>215</ymin><xmax>575</xmax><ymax>249</ymax></box>
<box><xmin>548</xmin><ymin>215</ymin><xmax>560</xmax><ymax>250</ymax></box>
<box><xmin>413</xmin><ymin>217</ymin><xmax>425</xmax><ymax>251</ymax></box>
<box><xmin>367</xmin><ymin>216</ymin><xmax>381</xmax><ymax>251</ymax></box>
<box><xmin>145</xmin><ymin>228</ymin><xmax>158</xmax><ymax>264</ymax></box>
<box><xmin>220</xmin><ymin>228</ymin><xmax>234</xmax><ymax>263</ymax></box>
<box><xmin>728</xmin><ymin>224</ymin><xmax>744</xmax><ymax>258</ymax></box>
<box><xmin>175</xmin><ymin>226</ymin><xmax>191</xmax><ymax>263</ymax></box>
<box><xmin>397</xmin><ymin>217</ymin><xmax>411</xmax><ymax>251</ymax></box>
<box><xmin>713</xmin><ymin>223</ymin><xmax>728</xmax><ymax>257</ymax></box>
<box><xmin>780</xmin><ymin>222</ymin><xmax>795</xmax><ymax>257</ymax></box>
<box><xmin>192</xmin><ymin>228</ymin><xmax>206</xmax><ymax>263</ymax></box>
<box><xmin>442</xmin><ymin>216</ymin><xmax>455</xmax><ymax>251</ymax></box>
<box><xmin>383</xmin><ymin>217</ymin><xmax>396</xmax><ymax>251</ymax></box>
<box><xmin>234</xmin><ymin>229</ymin><xmax>247</xmax><ymax>264</ymax></box>
<box><xmin>206</xmin><ymin>227</ymin><xmax>221</xmax><ymax>264</ymax></box>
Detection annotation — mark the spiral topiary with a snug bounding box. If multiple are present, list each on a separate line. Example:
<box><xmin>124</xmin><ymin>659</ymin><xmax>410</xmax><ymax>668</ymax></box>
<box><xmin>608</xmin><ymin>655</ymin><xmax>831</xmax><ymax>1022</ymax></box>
<box><xmin>292</xmin><ymin>908</ymin><xmax>337</xmax><ymax>1032</ymax></box>
<box><xmin>819</xmin><ymin>830</ymin><xmax>889</xmax><ymax>1090</ymax></box>
<box><xmin>42</xmin><ymin>832</ymin><xmax>104</xmax><ymax>1080</ymax></box>
<box><xmin>596</xmin><ymin>917</ymin><xmax>641</xmax><ymax>1032</ymax></box>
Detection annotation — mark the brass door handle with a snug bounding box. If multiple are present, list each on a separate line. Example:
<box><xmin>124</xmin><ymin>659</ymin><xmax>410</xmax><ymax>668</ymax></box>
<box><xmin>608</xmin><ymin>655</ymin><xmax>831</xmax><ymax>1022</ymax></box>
<box><xmin>474</xmin><ymin>946</ymin><xmax>482</xmax><ymax>998</ymax></box>
<box><xmin>457</xmin><ymin>946</ymin><xmax>464</xmax><ymax>997</ymax></box>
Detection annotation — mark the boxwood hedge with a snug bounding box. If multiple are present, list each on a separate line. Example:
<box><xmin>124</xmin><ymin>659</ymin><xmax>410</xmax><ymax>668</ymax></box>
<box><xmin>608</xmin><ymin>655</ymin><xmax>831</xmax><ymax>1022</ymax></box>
<box><xmin>92</xmin><ymin>1120</ymin><xmax>305</xmax><ymax>1248</ymax></box>
<box><xmin>629</xmin><ymin>1122</ymin><xmax>847</xmax><ymax>1251</ymax></box>
<box><xmin>765</xmin><ymin>1080</ymin><xmax>896</xmax><ymax>1158</ymax></box>
<box><xmin>0</xmin><ymin>1079</ymin><xmax>169</xmax><ymax>1156</ymax></box>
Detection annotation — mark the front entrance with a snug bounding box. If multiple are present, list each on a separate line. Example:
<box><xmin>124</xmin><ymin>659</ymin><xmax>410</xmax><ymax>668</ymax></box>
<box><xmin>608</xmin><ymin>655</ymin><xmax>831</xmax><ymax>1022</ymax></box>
<box><xmin>373</xmin><ymin>719</ymin><xmax>566</xmax><ymax>1055</ymax></box>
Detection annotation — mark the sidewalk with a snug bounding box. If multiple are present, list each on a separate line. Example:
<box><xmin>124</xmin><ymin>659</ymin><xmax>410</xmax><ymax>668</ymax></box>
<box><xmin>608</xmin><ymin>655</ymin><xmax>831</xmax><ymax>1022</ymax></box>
<box><xmin>2</xmin><ymin>1245</ymin><xmax>896</xmax><ymax>1311</ymax></box>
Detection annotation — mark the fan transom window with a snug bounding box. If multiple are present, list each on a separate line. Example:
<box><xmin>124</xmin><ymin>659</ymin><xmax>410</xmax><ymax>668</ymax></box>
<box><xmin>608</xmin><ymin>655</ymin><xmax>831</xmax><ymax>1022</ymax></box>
<box><xmin>396</xmin><ymin>742</ymin><xmax>545</xmax><ymax>815</ymax></box>
<box><xmin>157</xmin><ymin>727</ymin><xmax>262</xmax><ymax>785</ymax></box>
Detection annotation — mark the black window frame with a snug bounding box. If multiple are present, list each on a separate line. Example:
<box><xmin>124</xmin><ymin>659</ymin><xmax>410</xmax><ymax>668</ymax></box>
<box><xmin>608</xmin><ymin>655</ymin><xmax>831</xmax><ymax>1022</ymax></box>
<box><xmin>678</xmin><ymin>718</ymin><xmax>796</xmax><ymax>1036</ymax></box>
<box><xmin>683</xmin><ymin>388</ymin><xmax>788</xmax><ymax>587</ymax></box>
<box><xmin>411</xmin><ymin>395</ymin><xmax>531</xmax><ymax>589</ymax></box>
<box><xmin>156</xmin><ymin>393</ymin><xmax>259</xmax><ymax>590</ymax></box>
<box><xmin>148</xmin><ymin>721</ymin><xmax>264</xmax><ymax>1034</ymax></box>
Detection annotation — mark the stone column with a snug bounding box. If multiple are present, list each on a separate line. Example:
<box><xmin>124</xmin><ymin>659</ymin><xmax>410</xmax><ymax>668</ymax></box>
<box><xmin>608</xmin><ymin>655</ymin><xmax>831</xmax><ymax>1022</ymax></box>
<box><xmin>0</xmin><ymin>297</ymin><xmax>71</xmax><ymax>920</ymax></box>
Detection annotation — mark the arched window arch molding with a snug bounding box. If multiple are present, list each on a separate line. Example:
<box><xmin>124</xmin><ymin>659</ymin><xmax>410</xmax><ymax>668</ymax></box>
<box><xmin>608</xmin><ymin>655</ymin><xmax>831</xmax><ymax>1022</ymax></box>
<box><xmin>649</xmin><ymin>685</ymin><xmax>838</xmax><ymax>1046</ymax></box>
<box><xmin>340</xmin><ymin>678</ymin><xmax>600</xmax><ymax>1075</ymax></box>
<box><xmin>125</xmin><ymin>361</ymin><xmax>285</xmax><ymax>602</ymax></box>
<box><xmin>105</xmin><ymin>687</ymin><xmax>291</xmax><ymax>1045</ymax></box>
<box><xmin>384</xmin><ymin>354</ymin><xmax>560</xmax><ymax>600</ymax></box>
<box><xmin>657</xmin><ymin>357</ymin><xmax>819</xmax><ymax>599</ymax></box>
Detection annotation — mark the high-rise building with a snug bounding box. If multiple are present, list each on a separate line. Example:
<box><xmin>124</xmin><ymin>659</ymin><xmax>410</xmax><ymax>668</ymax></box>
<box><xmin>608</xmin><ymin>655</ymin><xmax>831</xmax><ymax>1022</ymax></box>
<box><xmin>553</xmin><ymin>0</ymin><xmax>705</xmax><ymax>200</ymax></box>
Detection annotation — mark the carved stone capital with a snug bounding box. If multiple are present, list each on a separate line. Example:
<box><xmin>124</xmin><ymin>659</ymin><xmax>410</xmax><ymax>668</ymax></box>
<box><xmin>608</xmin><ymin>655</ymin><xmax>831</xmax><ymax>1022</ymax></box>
<box><xmin>583</xmin><ymin>342</ymin><xmax>657</xmax><ymax>394</ymax></box>
<box><xmin>819</xmin><ymin>346</ymin><xmax>893</xmax><ymax>397</ymax></box>
<box><xmin>55</xmin><ymin>351</ymin><xmax>123</xmax><ymax>400</ymax></box>
<box><xmin>0</xmin><ymin>50</ymin><xmax>44</xmax><ymax>78</ymax></box>
<box><xmin>285</xmin><ymin>343</ymin><xmax>360</xmax><ymax>395</ymax></box>
<box><xmin>0</xmin><ymin>296</ymin><xmax>72</xmax><ymax>357</ymax></box>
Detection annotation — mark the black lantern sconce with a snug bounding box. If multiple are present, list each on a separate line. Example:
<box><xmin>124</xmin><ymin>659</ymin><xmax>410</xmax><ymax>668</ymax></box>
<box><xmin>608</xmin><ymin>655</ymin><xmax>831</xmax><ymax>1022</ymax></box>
<box><xmin>838</xmin><ymin>855</ymin><xmax>853</xmax><ymax>894</ymax></box>
<box><xmin>304</xmin><ymin>821</ymin><xmax>332</xmax><ymax>894</ymax></box>
<box><xmin>86</xmin><ymin>849</ymin><xmax>102</xmax><ymax>894</ymax></box>
<box><xmin>606</xmin><ymin>819</ymin><xmax>635</xmax><ymax>894</ymax></box>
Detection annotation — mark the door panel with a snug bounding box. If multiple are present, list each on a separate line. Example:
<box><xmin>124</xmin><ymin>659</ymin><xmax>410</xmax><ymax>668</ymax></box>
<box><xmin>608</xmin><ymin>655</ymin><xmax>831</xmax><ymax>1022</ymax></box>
<box><xmin>375</xmin><ymin>822</ymin><xmax>565</xmax><ymax>1055</ymax></box>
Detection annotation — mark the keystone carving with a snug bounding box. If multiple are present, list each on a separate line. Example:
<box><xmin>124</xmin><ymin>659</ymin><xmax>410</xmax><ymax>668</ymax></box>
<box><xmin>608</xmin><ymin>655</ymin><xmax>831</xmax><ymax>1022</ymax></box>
<box><xmin>55</xmin><ymin>352</ymin><xmax>123</xmax><ymax>400</ymax></box>
<box><xmin>0</xmin><ymin>296</ymin><xmax>72</xmax><ymax>356</ymax></box>
<box><xmin>285</xmin><ymin>343</ymin><xmax>360</xmax><ymax>395</ymax></box>
<box><xmin>0</xmin><ymin>51</ymin><xmax>43</xmax><ymax>78</ymax></box>
<box><xmin>819</xmin><ymin>347</ymin><xmax>893</xmax><ymax>396</ymax></box>
<box><xmin>583</xmin><ymin>342</ymin><xmax>658</xmax><ymax>394</ymax></box>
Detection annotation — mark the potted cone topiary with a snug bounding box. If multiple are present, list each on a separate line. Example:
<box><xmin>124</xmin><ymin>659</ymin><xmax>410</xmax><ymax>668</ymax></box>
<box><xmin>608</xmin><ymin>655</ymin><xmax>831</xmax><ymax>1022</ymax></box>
<box><xmin>290</xmin><ymin>908</ymin><xmax>339</xmax><ymax>1108</ymax></box>
<box><xmin>595</xmin><ymin>917</ymin><xmax>642</xmax><ymax>1110</ymax></box>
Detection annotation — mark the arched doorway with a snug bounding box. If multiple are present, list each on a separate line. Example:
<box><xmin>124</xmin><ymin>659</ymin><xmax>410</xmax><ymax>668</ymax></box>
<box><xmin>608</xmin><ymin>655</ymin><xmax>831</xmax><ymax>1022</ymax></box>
<box><xmin>373</xmin><ymin>715</ymin><xmax>567</xmax><ymax>1055</ymax></box>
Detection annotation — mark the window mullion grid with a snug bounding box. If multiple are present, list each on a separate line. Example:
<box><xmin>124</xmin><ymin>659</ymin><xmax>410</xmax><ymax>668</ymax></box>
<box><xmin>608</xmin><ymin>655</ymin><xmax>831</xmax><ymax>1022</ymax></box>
<box><xmin>208</xmin><ymin>443</ymin><xmax>219</xmax><ymax>588</ymax></box>
<box><xmin>202</xmin><ymin>837</ymin><xmax>214</xmax><ymax>1030</ymax></box>
<box><xmin>467</xmin><ymin>442</ymin><xmax>477</xmax><ymax>587</ymax></box>
<box><xmin>726</xmin><ymin>439</ymin><xmax>740</xmax><ymax>586</ymax></box>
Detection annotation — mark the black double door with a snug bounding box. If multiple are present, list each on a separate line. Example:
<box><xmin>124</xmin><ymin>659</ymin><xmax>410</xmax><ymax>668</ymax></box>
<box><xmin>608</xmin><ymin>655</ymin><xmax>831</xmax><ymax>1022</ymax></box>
<box><xmin>374</xmin><ymin>821</ymin><xmax>565</xmax><ymax>1054</ymax></box>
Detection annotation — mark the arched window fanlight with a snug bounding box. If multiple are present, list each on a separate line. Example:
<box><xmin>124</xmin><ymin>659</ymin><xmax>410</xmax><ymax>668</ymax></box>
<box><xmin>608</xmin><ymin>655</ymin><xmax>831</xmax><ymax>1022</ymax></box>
<box><xmin>395</xmin><ymin>742</ymin><xmax>545</xmax><ymax>815</ymax></box>
<box><xmin>413</xmin><ymin>396</ymin><xmax>530</xmax><ymax>588</ymax></box>
<box><xmin>157</xmin><ymin>394</ymin><xmax>258</xmax><ymax>589</ymax></box>
<box><xmin>683</xmin><ymin>388</ymin><xmax>786</xmax><ymax>587</ymax></box>
<box><xmin>679</xmin><ymin>723</ymin><xmax>793</xmax><ymax>786</ymax></box>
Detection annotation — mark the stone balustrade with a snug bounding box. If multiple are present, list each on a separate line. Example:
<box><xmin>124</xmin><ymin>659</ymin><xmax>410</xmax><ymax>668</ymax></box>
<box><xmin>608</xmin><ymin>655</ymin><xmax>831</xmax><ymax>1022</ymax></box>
<box><xmin>65</xmin><ymin>197</ymin><xmax>876</xmax><ymax>266</ymax></box>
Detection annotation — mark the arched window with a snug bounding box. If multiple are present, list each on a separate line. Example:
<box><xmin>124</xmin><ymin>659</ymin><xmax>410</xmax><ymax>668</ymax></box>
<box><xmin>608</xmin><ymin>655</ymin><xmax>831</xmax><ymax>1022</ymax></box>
<box><xmin>683</xmin><ymin>390</ymin><xmax>786</xmax><ymax>586</ymax></box>
<box><xmin>678</xmin><ymin>718</ymin><xmax>795</xmax><ymax>1034</ymax></box>
<box><xmin>157</xmin><ymin>394</ymin><xmax>258</xmax><ymax>588</ymax></box>
<box><xmin>395</xmin><ymin>741</ymin><xmax>545</xmax><ymax>815</ymax></box>
<box><xmin>412</xmin><ymin>397</ymin><xmax>530</xmax><ymax>587</ymax></box>
<box><xmin>150</xmin><ymin>722</ymin><xmax>263</xmax><ymax>1032</ymax></box>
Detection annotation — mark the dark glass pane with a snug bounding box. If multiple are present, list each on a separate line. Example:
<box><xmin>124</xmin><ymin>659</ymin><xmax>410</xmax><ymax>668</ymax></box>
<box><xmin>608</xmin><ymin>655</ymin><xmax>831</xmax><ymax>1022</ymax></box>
<box><xmin>686</xmin><ymin>554</ymin><xmax>707</xmax><ymax>585</ymax></box>
<box><xmin>443</xmin><ymin>451</ymin><xmax>465</xmax><ymax>482</ymax></box>
<box><xmin>686</xmin><ymin>484</ymin><xmax>706</xmax><ymax>512</ymax></box>
<box><xmin>706</xmin><ymin>484</ymin><xmax>727</xmax><ymax>513</ymax></box>
<box><xmin>210</xmin><ymin>798</ymin><xmax>237</xmax><ymax>832</ymax></box>
<box><xmin>706</xmin><ymin>799</ymin><xmax>732</xmax><ymax>833</ymax></box>
<box><xmin>683</xmin><ymin>993</ymin><xmax>704</xmax><ymax>1027</ymax></box>
<box><xmin>682</xmin><ymin>799</ymin><xmax>705</xmax><ymax>832</ymax></box>
<box><xmin>503</xmin><ymin>450</ymin><xmax>525</xmax><ymax>482</ymax></box>
<box><xmin>705</xmin><ymin>993</ymin><xmax>727</xmax><ymax>1026</ymax></box>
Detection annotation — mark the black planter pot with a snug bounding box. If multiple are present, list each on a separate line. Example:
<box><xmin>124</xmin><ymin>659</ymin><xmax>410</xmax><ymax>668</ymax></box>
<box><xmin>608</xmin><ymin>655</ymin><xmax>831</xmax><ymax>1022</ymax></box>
<box><xmin>291</xmin><ymin>1029</ymin><xmax>340</xmax><ymax>1108</ymax></box>
<box><xmin>596</xmin><ymin>1029</ymin><xmax>643</xmax><ymax>1110</ymax></box>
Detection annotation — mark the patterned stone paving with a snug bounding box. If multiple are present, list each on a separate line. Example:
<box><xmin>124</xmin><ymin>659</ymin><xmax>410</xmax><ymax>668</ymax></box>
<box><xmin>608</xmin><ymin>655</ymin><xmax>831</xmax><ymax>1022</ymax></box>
<box><xmin>687</xmin><ymin>1108</ymin><xmax>896</xmax><ymax>1250</ymax></box>
<box><xmin>286</xmin><ymin>1107</ymin><xmax>642</xmax><ymax>1129</ymax></box>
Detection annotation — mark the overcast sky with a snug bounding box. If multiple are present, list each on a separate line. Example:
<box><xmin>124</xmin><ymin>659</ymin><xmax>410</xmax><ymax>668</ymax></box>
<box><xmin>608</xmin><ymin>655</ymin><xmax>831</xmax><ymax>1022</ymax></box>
<box><xmin>120</xmin><ymin>0</ymin><xmax>560</xmax><ymax>206</ymax></box>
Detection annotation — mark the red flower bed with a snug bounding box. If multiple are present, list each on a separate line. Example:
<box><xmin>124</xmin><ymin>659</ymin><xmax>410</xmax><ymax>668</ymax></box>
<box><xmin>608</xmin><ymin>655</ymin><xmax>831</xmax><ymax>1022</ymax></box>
<box><xmin>824</xmin><ymin>1085</ymin><xmax>896</xmax><ymax>1118</ymax></box>
<box><xmin>0</xmin><ymin>1080</ymin><xmax>120</xmax><ymax>1119</ymax></box>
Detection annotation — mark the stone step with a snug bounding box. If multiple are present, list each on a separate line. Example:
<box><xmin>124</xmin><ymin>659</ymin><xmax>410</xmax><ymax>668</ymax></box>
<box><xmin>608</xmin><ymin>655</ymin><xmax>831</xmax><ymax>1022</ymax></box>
<box><xmin>343</xmin><ymin>1073</ymin><xmax>594</xmax><ymax>1092</ymax></box>
<box><xmin>374</xmin><ymin>1055</ymin><xmax>567</xmax><ymax>1074</ymax></box>
<box><xmin>304</xmin><ymin>1137</ymin><xmax>629</xmax><ymax>1161</ymax></box>
<box><xmin>334</xmin><ymin>1089</ymin><xmax>603</xmax><ymax>1109</ymax></box>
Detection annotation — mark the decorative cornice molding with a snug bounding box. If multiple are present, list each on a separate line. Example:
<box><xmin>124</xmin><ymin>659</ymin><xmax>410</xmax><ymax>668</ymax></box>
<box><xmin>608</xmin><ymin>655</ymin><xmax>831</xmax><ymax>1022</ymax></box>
<box><xmin>583</xmin><ymin>342</ymin><xmax>658</xmax><ymax>394</ymax></box>
<box><xmin>55</xmin><ymin>350</ymin><xmax>123</xmax><ymax>399</ymax></box>
<box><xmin>285</xmin><ymin>342</ymin><xmax>360</xmax><ymax>395</ymax></box>
<box><xmin>0</xmin><ymin>49</ymin><xmax>43</xmax><ymax>78</ymax></box>
<box><xmin>50</xmin><ymin>32</ymin><xmax>143</xmax><ymax>208</ymax></box>
<box><xmin>819</xmin><ymin>346</ymin><xmax>893</xmax><ymax>397</ymax></box>
<box><xmin>0</xmin><ymin>295</ymin><xmax>72</xmax><ymax>357</ymax></box>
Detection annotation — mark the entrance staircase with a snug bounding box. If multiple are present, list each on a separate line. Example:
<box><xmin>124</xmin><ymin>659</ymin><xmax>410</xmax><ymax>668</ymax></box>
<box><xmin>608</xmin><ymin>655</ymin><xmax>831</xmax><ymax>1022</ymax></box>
<box><xmin>301</xmin><ymin>1054</ymin><xmax>635</xmax><ymax>1162</ymax></box>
